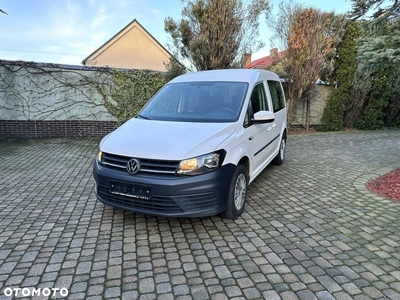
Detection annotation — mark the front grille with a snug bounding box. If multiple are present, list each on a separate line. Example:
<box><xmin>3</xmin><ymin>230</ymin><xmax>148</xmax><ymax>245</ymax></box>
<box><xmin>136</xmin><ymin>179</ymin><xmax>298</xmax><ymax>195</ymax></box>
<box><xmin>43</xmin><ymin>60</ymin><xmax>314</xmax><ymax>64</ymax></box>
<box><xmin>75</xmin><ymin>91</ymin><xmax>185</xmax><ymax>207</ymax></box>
<box><xmin>101</xmin><ymin>152</ymin><xmax>180</xmax><ymax>176</ymax></box>
<box><xmin>97</xmin><ymin>185</ymin><xmax>219</xmax><ymax>214</ymax></box>
<box><xmin>98</xmin><ymin>185</ymin><xmax>183</xmax><ymax>213</ymax></box>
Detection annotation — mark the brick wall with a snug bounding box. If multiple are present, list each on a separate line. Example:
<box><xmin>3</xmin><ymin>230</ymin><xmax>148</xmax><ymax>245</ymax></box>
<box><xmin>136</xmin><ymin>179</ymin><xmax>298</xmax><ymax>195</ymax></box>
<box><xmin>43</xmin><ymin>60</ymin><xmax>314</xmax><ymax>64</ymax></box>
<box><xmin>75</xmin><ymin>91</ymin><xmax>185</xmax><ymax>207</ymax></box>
<box><xmin>0</xmin><ymin>120</ymin><xmax>116</xmax><ymax>139</ymax></box>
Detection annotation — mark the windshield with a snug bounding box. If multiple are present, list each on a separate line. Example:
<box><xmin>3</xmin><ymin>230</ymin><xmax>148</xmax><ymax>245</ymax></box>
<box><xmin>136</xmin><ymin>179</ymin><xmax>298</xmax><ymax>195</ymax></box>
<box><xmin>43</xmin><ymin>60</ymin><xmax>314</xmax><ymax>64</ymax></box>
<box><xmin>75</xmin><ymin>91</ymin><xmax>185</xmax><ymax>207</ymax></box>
<box><xmin>138</xmin><ymin>81</ymin><xmax>248</xmax><ymax>122</ymax></box>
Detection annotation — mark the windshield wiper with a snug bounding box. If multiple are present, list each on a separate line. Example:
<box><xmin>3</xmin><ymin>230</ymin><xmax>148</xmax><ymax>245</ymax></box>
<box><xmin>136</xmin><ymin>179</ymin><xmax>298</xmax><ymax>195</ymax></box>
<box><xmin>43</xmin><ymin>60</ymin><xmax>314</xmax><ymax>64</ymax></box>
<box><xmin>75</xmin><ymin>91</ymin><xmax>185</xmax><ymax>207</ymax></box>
<box><xmin>137</xmin><ymin>114</ymin><xmax>151</xmax><ymax>120</ymax></box>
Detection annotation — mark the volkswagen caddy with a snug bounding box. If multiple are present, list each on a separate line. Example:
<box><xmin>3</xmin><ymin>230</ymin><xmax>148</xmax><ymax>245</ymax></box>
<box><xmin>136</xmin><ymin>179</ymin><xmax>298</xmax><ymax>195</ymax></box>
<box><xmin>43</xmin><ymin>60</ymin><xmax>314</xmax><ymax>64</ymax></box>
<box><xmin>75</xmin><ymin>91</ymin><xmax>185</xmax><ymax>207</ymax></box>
<box><xmin>93</xmin><ymin>69</ymin><xmax>287</xmax><ymax>219</ymax></box>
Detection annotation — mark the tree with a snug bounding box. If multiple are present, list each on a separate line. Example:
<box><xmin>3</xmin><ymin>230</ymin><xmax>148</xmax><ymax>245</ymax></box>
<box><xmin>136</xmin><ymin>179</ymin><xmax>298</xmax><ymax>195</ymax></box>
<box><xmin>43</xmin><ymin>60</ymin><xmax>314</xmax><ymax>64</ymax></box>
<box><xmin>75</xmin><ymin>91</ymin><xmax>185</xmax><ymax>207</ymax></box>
<box><xmin>267</xmin><ymin>2</ymin><xmax>345</xmax><ymax>129</ymax></box>
<box><xmin>165</xmin><ymin>0</ymin><xmax>270</xmax><ymax>71</ymax></box>
<box><xmin>321</xmin><ymin>21</ymin><xmax>360</xmax><ymax>131</ymax></box>
<box><xmin>350</xmin><ymin>0</ymin><xmax>399</xmax><ymax>21</ymax></box>
<box><xmin>350</xmin><ymin>0</ymin><xmax>400</xmax><ymax>70</ymax></box>
<box><xmin>354</xmin><ymin>65</ymin><xmax>393</xmax><ymax>129</ymax></box>
<box><xmin>349</xmin><ymin>1</ymin><xmax>400</xmax><ymax>128</ymax></box>
<box><xmin>163</xmin><ymin>56</ymin><xmax>187</xmax><ymax>82</ymax></box>
<box><xmin>384</xmin><ymin>66</ymin><xmax>400</xmax><ymax>126</ymax></box>
<box><xmin>343</xmin><ymin>69</ymin><xmax>372</xmax><ymax>128</ymax></box>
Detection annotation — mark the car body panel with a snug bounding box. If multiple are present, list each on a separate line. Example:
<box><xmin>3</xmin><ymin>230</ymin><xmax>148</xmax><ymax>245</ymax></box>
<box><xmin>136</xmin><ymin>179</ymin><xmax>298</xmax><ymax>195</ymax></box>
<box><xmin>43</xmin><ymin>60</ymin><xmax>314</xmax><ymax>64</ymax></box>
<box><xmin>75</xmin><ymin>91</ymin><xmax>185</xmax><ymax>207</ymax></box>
<box><xmin>100</xmin><ymin>118</ymin><xmax>236</xmax><ymax>161</ymax></box>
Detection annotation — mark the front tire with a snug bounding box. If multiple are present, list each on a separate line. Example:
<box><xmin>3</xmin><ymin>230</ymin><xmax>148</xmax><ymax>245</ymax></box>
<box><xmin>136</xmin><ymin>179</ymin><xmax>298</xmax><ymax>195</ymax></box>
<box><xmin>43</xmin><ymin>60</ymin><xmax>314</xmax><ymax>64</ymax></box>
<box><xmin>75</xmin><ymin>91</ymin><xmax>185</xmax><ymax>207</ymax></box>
<box><xmin>220</xmin><ymin>164</ymin><xmax>248</xmax><ymax>219</ymax></box>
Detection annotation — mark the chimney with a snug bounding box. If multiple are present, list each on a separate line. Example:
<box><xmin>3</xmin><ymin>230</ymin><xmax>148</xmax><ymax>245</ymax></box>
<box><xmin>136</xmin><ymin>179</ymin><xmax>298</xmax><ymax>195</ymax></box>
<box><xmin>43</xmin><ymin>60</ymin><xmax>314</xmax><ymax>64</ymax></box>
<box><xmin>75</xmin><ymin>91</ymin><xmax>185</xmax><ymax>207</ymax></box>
<box><xmin>270</xmin><ymin>48</ymin><xmax>278</xmax><ymax>58</ymax></box>
<box><xmin>243</xmin><ymin>53</ymin><xmax>252</xmax><ymax>68</ymax></box>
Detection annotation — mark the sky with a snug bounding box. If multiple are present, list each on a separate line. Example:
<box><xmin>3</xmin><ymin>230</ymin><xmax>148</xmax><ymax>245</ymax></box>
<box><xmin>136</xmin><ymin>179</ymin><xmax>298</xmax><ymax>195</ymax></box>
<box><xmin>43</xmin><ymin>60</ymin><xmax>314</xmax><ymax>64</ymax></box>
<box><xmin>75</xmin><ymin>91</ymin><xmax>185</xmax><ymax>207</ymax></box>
<box><xmin>0</xmin><ymin>0</ymin><xmax>353</xmax><ymax>66</ymax></box>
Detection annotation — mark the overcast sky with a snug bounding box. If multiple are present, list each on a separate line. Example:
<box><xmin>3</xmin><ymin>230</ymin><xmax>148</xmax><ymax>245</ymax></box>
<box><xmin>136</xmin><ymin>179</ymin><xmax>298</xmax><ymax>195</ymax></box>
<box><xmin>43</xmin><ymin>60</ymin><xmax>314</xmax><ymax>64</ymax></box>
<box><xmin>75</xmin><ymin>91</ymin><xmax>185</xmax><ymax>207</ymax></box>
<box><xmin>0</xmin><ymin>0</ymin><xmax>353</xmax><ymax>66</ymax></box>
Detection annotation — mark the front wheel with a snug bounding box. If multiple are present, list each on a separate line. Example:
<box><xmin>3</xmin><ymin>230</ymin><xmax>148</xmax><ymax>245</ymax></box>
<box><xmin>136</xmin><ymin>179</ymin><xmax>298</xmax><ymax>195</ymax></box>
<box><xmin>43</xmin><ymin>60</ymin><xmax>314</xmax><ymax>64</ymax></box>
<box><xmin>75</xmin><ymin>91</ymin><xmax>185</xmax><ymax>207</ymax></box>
<box><xmin>220</xmin><ymin>164</ymin><xmax>248</xmax><ymax>219</ymax></box>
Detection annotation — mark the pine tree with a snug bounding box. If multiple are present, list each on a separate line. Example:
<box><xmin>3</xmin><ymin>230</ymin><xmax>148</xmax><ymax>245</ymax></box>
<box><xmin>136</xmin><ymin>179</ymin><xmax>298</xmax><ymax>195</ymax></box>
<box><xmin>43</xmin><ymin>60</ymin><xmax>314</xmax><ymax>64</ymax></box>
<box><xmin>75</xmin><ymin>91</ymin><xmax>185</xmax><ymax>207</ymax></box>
<box><xmin>350</xmin><ymin>0</ymin><xmax>400</xmax><ymax>70</ymax></box>
<box><xmin>321</xmin><ymin>21</ymin><xmax>360</xmax><ymax>131</ymax></box>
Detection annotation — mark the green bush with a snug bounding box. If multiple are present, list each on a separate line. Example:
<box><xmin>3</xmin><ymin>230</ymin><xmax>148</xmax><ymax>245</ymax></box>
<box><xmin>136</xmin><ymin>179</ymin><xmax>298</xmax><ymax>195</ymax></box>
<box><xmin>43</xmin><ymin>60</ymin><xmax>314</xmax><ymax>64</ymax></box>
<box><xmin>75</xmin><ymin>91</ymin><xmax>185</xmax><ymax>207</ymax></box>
<box><xmin>320</xmin><ymin>88</ymin><xmax>347</xmax><ymax>131</ymax></box>
<box><xmin>355</xmin><ymin>66</ymin><xmax>393</xmax><ymax>130</ymax></box>
<box><xmin>105</xmin><ymin>69</ymin><xmax>166</xmax><ymax>126</ymax></box>
<box><xmin>392</xmin><ymin>114</ymin><xmax>400</xmax><ymax>127</ymax></box>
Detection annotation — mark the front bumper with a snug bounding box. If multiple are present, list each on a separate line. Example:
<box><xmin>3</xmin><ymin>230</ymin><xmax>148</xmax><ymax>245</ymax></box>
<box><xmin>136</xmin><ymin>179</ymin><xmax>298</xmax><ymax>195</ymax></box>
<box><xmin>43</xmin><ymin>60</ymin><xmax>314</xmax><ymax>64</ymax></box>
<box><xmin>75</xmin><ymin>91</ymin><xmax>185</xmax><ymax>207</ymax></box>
<box><xmin>93</xmin><ymin>160</ymin><xmax>236</xmax><ymax>218</ymax></box>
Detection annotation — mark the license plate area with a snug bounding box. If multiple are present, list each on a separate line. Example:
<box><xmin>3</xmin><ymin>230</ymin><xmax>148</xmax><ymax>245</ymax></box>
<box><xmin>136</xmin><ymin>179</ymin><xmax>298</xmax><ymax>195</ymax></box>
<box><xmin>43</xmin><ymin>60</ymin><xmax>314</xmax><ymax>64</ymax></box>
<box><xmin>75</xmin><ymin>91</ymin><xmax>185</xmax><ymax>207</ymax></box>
<box><xmin>109</xmin><ymin>180</ymin><xmax>152</xmax><ymax>200</ymax></box>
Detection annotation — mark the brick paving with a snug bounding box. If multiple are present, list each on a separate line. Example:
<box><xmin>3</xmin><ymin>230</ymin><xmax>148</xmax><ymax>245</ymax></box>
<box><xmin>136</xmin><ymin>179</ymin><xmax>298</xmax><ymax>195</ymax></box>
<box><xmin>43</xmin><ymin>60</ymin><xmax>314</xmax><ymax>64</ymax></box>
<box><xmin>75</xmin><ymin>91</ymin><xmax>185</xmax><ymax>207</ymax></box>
<box><xmin>0</xmin><ymin>130</ymin><xmax>399</xmax><ymax>300</ymax></box>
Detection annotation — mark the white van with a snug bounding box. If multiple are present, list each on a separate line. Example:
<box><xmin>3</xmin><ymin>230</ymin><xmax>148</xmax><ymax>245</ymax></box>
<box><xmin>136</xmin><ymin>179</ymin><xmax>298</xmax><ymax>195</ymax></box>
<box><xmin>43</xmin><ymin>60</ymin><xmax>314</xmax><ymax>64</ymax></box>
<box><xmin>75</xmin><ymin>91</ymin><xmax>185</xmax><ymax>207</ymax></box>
<box><xmin>93</xmin><ymin>69</ymin><xmax>287</xmax><ymax>219</ymax></box>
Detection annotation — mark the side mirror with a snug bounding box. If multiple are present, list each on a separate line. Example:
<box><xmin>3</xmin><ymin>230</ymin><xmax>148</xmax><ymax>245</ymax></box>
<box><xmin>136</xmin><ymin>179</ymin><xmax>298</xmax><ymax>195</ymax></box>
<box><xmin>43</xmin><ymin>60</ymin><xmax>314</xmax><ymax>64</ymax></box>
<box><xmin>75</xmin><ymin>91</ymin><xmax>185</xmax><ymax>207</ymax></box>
<box><xmin>251</xmin><ymin>111</ymin><xmax>275</xmax><ymax>124</ymax></box>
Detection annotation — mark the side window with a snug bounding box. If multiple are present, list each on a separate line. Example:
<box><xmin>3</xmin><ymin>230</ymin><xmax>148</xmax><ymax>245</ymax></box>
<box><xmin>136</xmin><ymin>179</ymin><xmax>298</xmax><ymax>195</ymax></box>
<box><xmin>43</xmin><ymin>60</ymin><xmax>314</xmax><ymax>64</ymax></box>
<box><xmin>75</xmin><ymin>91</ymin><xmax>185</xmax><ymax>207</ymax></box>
<box><xmin>244</xmin><ymin>83</ymin><xmax>268</xmax><ymax>128</ymax></box>
<box><xmin>268</xmin><ymin>81</ymin><xmax>285</xmax><ymax>112</ymax></box>
<box><xmin>250</xmin><ymin>83</ymin><xmax>268</xmax><ymax>114</ymax></box>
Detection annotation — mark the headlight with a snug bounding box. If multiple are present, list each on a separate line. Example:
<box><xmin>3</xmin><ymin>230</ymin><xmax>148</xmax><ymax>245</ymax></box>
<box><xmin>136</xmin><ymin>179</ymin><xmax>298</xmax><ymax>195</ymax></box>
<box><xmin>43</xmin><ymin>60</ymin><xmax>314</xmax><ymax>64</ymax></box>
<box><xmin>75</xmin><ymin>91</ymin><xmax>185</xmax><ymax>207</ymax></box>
<box><xmin>177</xmin><ymin>150</ymin><xmax>226</xmax><ymax>175</ymax></box>
<box><xmin>97</xmin><ymin>150</ymin><xmax>102</xmax><ymax>163</ymax></box>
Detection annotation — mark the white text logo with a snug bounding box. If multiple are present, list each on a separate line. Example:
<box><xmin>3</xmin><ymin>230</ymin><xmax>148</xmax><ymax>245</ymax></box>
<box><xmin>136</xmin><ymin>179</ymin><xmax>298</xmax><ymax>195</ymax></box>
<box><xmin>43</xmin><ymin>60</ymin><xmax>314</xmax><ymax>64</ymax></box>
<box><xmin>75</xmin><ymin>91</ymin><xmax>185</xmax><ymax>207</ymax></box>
<box><xmin>4</xmin><ymin>287</ymin><xmax>69</xmax><ymax>297</ymax></box>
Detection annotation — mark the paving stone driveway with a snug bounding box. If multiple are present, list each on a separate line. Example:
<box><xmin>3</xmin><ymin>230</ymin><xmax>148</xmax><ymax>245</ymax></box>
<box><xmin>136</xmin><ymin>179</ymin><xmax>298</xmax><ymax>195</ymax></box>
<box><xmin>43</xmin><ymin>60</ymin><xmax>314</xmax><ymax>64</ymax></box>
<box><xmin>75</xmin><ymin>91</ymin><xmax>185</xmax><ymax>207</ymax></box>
<box><xmin>0</xmin><ymin>130</ymin><xmax>399</xmax><ymax>300</ymax></box>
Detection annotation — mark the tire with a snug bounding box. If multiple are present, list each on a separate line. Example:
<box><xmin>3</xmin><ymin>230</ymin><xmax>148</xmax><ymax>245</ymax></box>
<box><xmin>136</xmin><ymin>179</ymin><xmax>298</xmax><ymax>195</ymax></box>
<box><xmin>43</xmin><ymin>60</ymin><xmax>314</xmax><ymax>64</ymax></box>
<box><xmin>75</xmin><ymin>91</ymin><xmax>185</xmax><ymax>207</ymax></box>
<box><xmin>220</xmin><ymin>164</ymin><xmax>248</xmax><ymax>219</ymax></box>
<box><xmin>272</xmin><ymin>135</ymin><xmax>286</xmax><ymax>165</ymax></box>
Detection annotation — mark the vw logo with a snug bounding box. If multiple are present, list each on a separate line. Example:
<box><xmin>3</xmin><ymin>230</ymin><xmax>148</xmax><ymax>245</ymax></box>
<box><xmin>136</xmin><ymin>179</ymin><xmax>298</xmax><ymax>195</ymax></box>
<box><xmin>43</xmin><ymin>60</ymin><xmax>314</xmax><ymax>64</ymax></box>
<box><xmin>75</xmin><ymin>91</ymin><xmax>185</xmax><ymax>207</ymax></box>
<box><xmin>126</xmin><ymin>158</ymin><xmax>140</xmax><ymax>175</ymax></box>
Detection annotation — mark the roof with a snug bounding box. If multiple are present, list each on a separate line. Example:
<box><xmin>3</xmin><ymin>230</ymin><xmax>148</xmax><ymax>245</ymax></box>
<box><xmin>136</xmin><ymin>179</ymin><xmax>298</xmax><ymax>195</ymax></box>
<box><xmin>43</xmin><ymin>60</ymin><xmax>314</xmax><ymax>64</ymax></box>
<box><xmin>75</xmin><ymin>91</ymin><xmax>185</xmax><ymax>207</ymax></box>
<box><xmin>245</xmin><ymin>50</ymin><xmax>286</xmax><ymax>69</ymax></box>
<box><xmin>82</xmin><ymin>19</ymin><xmax>174</xmax><ymax>66</ymax></box>
<box><xmin>169</xmin><ymin>69</ymin><xmax>280</xmax><ymax>84</ymax></box>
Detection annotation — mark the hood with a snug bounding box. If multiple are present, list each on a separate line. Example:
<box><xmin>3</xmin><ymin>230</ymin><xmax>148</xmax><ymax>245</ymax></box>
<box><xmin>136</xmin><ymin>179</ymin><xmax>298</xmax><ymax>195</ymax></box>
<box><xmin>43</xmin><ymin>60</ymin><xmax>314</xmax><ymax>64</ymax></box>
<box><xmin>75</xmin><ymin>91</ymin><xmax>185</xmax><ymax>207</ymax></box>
<box><xmin>100</xmin><ymin>118</ymin><xmax>235</xmax><ymax>160</ymax></box>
